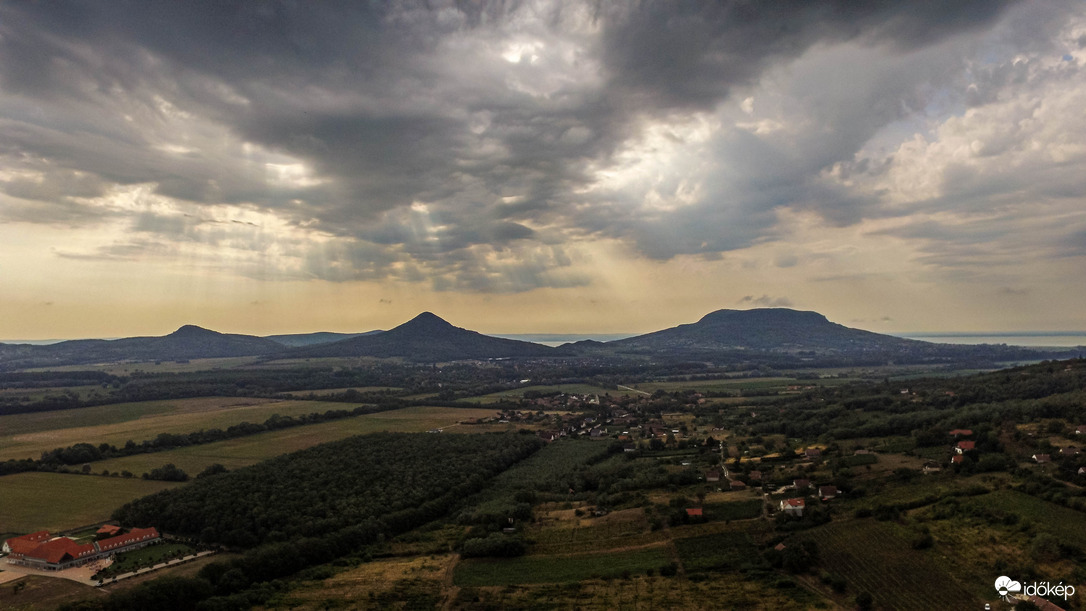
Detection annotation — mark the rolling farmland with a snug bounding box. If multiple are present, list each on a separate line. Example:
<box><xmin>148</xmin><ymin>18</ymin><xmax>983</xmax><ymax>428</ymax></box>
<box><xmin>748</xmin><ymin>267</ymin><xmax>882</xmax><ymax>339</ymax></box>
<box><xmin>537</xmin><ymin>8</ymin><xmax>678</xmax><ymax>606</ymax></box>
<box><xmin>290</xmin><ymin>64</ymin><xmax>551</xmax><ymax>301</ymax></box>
<box><xmin>807</xmin><ymin>519</ymin><xmax>981</xmax><ymax>610</ymax></box>
<box><xmin>0</xmin><ymin>397</ymin><xmax>366</xmax><ymax>461</ymax></box>
<box><xmin>89</xmin><ymin>405</ymin><xmax>502</xmax><ymax>475</ymax></box>
<box><xmin>453</xmin><ymin>547</ymin><xmax>672</xmax><ymax>586</ymax></box>
<box><xmin>0</xmin><ymin>472</ymin><xmax>182</xmax><ymax>535</ymax></box>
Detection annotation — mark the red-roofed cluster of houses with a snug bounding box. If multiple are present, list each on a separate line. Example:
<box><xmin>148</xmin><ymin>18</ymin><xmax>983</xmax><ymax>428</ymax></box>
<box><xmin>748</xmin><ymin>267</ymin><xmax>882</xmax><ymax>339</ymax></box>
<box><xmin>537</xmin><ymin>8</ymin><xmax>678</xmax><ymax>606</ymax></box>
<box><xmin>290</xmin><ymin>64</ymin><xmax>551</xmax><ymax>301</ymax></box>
<box><xmin>3</xmin><ymin>526</ymin><xmax>160</xmax><ymax>571</ymax></box>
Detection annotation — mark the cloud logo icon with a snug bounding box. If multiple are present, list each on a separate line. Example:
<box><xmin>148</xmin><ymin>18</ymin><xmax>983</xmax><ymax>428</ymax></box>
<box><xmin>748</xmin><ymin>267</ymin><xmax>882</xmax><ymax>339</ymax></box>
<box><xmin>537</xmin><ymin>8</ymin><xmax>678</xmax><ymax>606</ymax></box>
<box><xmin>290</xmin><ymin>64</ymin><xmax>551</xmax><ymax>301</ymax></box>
<box><xmin>995</xmin><ymin>576</ymin><xmax>1022</xmax><ymax>598</ymax></box>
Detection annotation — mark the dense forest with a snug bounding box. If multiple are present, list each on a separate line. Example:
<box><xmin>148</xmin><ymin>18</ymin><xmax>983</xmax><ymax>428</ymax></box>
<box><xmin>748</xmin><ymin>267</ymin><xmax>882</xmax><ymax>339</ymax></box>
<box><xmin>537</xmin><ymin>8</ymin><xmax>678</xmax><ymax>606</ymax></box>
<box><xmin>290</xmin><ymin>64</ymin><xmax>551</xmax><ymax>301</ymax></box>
<box><xmin>112</xmin><ymin>432</ymin><xmax>544</xmax><ymax>546</ymax></box>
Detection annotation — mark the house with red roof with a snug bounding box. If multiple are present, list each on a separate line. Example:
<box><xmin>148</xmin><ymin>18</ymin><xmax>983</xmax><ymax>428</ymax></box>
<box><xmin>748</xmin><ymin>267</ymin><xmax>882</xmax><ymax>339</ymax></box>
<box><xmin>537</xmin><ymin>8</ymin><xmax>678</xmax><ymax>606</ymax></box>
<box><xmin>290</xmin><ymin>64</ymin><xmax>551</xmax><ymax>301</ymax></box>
<box><xmin>949</xmin><ymin>429</ymin><xmax>973</xmax><ymax>437</ymax></box>
<box><xmin>955</xmin><ymin>440</ymin><xmax>975</xmax><ymax>454</ymax></box>
<box><xmin>2</xmin><ymin>530</ymin><xmax>49</xmax><ymax>554</ymax></box>
<box><xmin>96</xmin><ymin>524</ymin><xmax>122</xmax><ymax>537</ymax></box>
<box><xmin>686</xmin><ymin>507</ymin><xmax>703</xmax><ymax>518</ymax></box>
<box><xmin>4</xmin><ymin>527</ymin><xmax>160</xmax><ymax>571</ymax></box>
<box><xmin>779</xmin><ymin>498</ymin><xmax>805</xmax><ymax>517</ymax></box>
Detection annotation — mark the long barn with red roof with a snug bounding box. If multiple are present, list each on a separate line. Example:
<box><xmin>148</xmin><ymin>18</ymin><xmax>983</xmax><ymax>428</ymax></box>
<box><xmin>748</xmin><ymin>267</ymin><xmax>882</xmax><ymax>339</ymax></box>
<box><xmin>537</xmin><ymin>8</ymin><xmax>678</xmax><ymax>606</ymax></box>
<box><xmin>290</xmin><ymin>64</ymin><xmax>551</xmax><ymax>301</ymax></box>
<box><xmin>3</xmin><ymin>527</ymin><xmax>159</xmax><ymax>571</ymax></box>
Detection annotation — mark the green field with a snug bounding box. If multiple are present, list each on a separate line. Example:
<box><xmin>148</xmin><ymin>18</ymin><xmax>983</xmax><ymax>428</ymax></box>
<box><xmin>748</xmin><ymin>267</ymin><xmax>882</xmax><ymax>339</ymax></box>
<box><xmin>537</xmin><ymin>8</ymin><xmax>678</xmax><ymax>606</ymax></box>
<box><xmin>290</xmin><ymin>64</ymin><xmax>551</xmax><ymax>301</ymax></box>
<box><xmin>90</xmin><ymin>405</ymin><xmax>502</xmax><ymax>476</ymax></box>
<box><xmin>530</xmin><ymin>510</ymin><xmax>667</xmax><ymax>555</ymax></box>
<box><xmin>969</xmin><ymin>489</ymin><xmax>1086</xmax><ymax>548</ymax></box>
<box><xmin>0</xmin><ymin>385</ymin><xmax>108</xmax><ymax>403</ymax></box>
<box><xmin>453</xmin><ymin>547</ymin><xmax>671</xmax><ymax>586</ymax></box>
<box><xmin>469</xmin><ymin>384</ymin><xmax>627</xmax><ymax>403</ymax></box>
<box><xmin>807</xmin><ymin>518</ymin><xmax>980</xmax><ymax>610</ymax></box>
<box><xmin>675</xmin><ymin>531</ymin><xmax>766</xmax><ymax>573</ymax></box>
<box><xmin>24</xmin><ymin>356</ymin><xmax>262</xmax><ymax>374</ymax></box>
<box><xmin>283</xmin><ymin>386</ymin><xmax>401</xmax><ymax>397</ymax></box>
<box><xmin>0</xmin><ymin>472</ymin><xmax>182</xmax><ymax>534</ymax></box>
<box><xmin>0</xmin><ymin>397</ymin><xmax>371</xmax><ymax>461</ymax></box>
<box><xmin>629</xmin><ymin>377</ymin><xmax>798</xmax><ymax>393</ymax></box>
<box><xmin>702</xmin><ymin>499</ymin><xmax>764</xmax><ymax>521</ymax></box>
<box><xmin>94</xmin><ymin>542</ymin><xmax>196</xmax><ymax>578</ymax></box>
<box><xmin>846</xmin><ymin>473</ymin><xmax>1005</xmax><ymax>511</ymax></box>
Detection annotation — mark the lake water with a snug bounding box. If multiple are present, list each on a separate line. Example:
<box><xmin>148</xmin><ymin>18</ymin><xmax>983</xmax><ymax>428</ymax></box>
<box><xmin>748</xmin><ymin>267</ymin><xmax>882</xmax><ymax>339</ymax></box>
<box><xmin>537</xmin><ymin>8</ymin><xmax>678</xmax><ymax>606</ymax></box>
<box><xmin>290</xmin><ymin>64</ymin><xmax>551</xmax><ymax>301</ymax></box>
<box><xmin>497</xmin><ymin>332</ymin><xmax>1086</xmax><ymax>349</ymax></box>
<box><xmin>896</xmin><ymin>333</ymin><xmax>1086</xmax><ymax>348</ymax></box>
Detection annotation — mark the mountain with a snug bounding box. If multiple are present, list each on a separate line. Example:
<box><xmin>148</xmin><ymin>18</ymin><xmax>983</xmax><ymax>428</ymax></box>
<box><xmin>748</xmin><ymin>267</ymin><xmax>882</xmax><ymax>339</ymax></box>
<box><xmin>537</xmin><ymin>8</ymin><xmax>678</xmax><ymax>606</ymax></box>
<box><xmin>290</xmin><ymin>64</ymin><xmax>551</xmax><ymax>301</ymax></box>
<box><xmin>265</xmin><ymin>331</ymin><xmax>380</xmax><ymax>347</ymax></box>
<box><xmin>291</xmin><ymin>312</ymin><xmax>565</xmax><ymax>361</ymax></box>
<box><xmin>608</xmin><ymin>308</ymin><xmax>920</xmax><ymax>353</ymax></box>
<box><xmin>582</xmin><ymin>308</ymin><xmax>1052</xmax><ymax>365</ymax></box>
<box><xmin>0</xmin><ymin>326</ymin><xmax>285</xmax><ymax>369</ymax></box>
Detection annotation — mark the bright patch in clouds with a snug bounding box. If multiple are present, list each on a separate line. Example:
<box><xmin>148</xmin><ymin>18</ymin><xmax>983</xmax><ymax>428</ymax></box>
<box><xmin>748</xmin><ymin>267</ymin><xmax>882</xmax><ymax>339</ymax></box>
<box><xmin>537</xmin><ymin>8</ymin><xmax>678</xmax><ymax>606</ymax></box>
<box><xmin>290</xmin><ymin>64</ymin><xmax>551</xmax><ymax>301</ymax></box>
<box><xmin>0</xmin><ymin>0</ymin><xmax>1084</xmax><ymax>338</ymax></box>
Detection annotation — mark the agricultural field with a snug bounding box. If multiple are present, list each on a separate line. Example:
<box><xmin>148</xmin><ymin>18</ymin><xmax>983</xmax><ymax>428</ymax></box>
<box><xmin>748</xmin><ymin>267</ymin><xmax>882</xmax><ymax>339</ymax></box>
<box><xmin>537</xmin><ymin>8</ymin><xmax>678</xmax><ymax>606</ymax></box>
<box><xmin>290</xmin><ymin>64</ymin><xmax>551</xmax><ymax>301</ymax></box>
<box><xmin>968</xmin><ymin>489</ymin><xmax>1086</xmax><ymax>549</ymax></box>
<box><xmin>23</xmin><ymin>356</ymin><xmax>262</xmax><ymax>375</ymax></box>
<box><xmin>0</xmin><ymin>384</ymin><xmax>107</xmax><ymax>402</ymax></box>
<box><xmin>529</xmin><ymin>508</ymin><xmax>668</xmax><ymax>554</ymax></box>
<box><xmin>675</xmin><ymin>530</ymin><xmax>766</xmax><ymax>574</ymax></box>
<box><xmin>453</xmin><ymin>547</ymin><xmax>672</xmax><ymax>586</ymax></box>
<box><xmin>629</xmin><ymin>377</ymin><xmax>797</xmax><ymax>393</ymax></box>
<box><xmin>845</xmin><ymin>473</ymin><xmax>1007</xmax><ymax>511</ymax></box>
<box><xmin>700</xmin><ymin>499</ymin><xmax>764</xmax><ymax>521</ymax></box>
<box><xmin>281</xmin><ymin>386</ymin><xmax>401</xmax><ymax>397</ymax></box>
<box><xmin>89</xmin><ymin>405</ymin><xmax>502</xmax><ymax>476</ymax></box>
<box><xmin>0</xmin><ymin>472</ymin><xmax>182</xmax><ymax>535</ymax></box>
<box><xmin>278</xmin><ymin>555</ymin><xmax>450</xmax><ymax>610</ymax></box>
<box><xmin>806</xmin><ymin>518</ymin><xmax>981</xmax><ymax>610</ymax></box>
<box><xmin>467</xmin><ymin>383</ymin><xmax>627</xmax><ymax>403</ymax></box>
<box><xmin>0</xmin><ymin>397</ymin><xmax>362</xmax><ymax>461</ymax></box>
<box><xmin>450</xmin><ymin>573</ymin><xmax>818</xmax><ymax>610</ymax></box>
<box><xmin>279</xmin><ymin>554</ymin><xmax>817</xmax><ymax>611</ymax></box>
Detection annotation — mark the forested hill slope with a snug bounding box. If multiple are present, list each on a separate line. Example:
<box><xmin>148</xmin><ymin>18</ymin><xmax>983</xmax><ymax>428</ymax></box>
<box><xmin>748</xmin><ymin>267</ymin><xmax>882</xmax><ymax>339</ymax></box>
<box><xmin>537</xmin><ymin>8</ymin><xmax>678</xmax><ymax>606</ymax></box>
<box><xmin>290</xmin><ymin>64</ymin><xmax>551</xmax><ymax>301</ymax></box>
<box><xmin>289</xmin><ymin>312</ymin><xmax>565</xmax><ymax>361</ymax></box>
<box><xmin>588</xmin><ymin>308</ymin><xmax>1059</xmax><ymax>364</ymax></box>
<box><xmin>609</xmin><ymin>308</ymin><xmax>922</xmax><ymax>352</ymax></box>
<box><xmin>0</xmin><ymin>325</ymin><xmax>284</xmax><ymax>369</ymax></box>
<box><xmin>265</xmin><ymin>331</ymin><xmax>378</xmax><ymax>347</ymax></box>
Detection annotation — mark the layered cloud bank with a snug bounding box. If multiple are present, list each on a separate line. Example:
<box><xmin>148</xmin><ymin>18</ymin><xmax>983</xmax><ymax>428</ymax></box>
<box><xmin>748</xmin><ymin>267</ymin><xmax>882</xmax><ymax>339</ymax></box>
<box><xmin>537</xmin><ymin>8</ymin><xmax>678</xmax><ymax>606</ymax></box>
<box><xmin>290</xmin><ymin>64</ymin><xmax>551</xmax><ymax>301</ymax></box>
<box><xmin>1</xmin><ymin>1</ymin><xmax>1084</xmax><ymax>336</ymax></box>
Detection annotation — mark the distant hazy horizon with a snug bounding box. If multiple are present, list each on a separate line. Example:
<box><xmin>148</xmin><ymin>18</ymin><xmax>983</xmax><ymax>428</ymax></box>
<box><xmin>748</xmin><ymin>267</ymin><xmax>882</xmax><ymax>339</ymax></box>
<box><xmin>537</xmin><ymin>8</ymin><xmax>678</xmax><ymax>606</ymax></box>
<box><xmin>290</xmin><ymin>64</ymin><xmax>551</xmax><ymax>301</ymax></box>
<box><xmin>6</xmin><ymin>330</ymin><xmax>1085</xmax><ymax>349</ymax></box>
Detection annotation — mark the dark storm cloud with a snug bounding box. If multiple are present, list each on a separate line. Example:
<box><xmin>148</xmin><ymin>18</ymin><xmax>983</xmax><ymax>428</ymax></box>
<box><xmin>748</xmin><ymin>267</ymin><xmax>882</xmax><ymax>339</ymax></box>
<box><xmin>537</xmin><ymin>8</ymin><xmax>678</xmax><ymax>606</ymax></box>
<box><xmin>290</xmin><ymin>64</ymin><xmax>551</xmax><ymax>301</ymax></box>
<box><xmin>596</xmin><ymin>0</ymin><xmax>1018</xmax><ymax>112</ymax></box>
<box><xmin>0</xmin><ymin>0</ymin><xmax>1031</xmax><ymax>290</ymax></box>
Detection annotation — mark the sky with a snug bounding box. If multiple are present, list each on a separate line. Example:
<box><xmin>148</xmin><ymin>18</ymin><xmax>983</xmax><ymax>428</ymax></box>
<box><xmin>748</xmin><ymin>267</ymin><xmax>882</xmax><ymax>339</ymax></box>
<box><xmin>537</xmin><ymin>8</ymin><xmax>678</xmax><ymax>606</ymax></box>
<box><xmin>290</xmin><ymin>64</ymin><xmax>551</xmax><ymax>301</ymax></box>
<box><xmin>2</xmin><ymin>1</ymin><xmax>1086</xmax><ymax>340</ymax></box>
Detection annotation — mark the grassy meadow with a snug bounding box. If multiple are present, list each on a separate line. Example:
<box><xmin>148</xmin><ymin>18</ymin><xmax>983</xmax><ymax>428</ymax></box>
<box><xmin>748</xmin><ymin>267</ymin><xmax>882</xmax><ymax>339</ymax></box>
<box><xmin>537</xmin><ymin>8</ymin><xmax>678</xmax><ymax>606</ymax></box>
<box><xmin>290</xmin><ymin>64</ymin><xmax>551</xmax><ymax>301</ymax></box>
<box><xmin>0</xmin><ymin>472</ymin><xmax>182</xmax><ymax>535</ymax></box>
